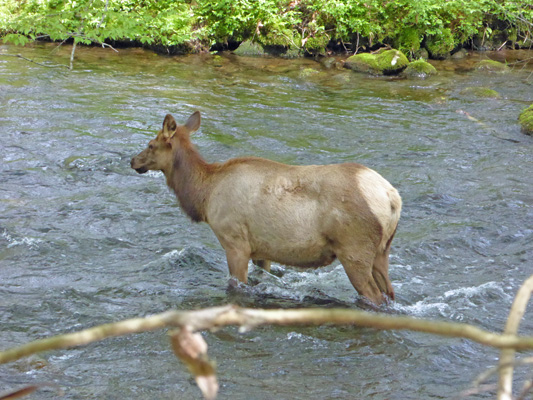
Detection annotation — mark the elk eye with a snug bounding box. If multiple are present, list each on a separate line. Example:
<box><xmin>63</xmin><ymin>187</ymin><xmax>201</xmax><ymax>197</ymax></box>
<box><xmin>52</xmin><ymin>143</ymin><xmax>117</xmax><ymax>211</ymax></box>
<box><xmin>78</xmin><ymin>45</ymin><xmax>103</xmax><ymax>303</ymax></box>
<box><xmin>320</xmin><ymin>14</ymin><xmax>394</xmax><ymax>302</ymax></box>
<box><xmin>148</xmin><ymin>144</ymin><xmax>154</xmax><ymax>150</ymax></box>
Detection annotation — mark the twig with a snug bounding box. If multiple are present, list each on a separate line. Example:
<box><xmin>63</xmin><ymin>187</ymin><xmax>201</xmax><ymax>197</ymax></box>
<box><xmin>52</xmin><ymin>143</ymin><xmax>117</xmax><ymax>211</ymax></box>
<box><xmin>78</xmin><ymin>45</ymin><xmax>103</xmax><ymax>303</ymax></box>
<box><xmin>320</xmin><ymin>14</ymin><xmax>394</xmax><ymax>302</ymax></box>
<box><xmin>101</xmin><ymin>42</ymin><xmax>118</xmax><ymax>52</ymax></box>
<box><xmin>455</xmin><ymin>383</ymin><xmax>498</xmax><ymax>399</ymax></box>
<box><xmin>0</xmin><ymin>54</ymin><xmax>69</xmax><ymax>69</ymax></box>
<box><xmin>497</xmin><ymin>275</ymin><xmax>533</xmax><ymax>400</ymax></box>
<box><xmin>69</xmin><ymin>40</ymin><xmax>77</xmax><ymax>70</ymax></box>
<box><xmin>517</xmin><ymin>379</ymin><xmax>533</xmax><ymax>400</ymax></box>
<box><xmin>474</xmin><ymin>357</ymin><xmax>533</xmax><ymax>387</ymax></box>
<box><xmin>497</xmin><ymin>40</ymin><xmax>508</xmax><ymax>51</ymax></box>
<box><xmin>2</xmin><ymin>304</ymin><xmax>533</xmax><ymax>365</ymax></box>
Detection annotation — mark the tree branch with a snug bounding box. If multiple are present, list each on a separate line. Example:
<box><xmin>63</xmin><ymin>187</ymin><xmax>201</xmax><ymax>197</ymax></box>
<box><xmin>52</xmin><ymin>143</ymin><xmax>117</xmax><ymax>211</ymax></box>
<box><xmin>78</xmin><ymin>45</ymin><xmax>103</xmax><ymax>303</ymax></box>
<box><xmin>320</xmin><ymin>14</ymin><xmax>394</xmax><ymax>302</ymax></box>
<box><xmin>497</xmin><ymin>274</ymin><xmax>533</xmax><ymax>400</ymax></box>
<box><xmin>2</xmin><ymin>304</ymin><xmax>533</xmax><ymax>366</ymax></box>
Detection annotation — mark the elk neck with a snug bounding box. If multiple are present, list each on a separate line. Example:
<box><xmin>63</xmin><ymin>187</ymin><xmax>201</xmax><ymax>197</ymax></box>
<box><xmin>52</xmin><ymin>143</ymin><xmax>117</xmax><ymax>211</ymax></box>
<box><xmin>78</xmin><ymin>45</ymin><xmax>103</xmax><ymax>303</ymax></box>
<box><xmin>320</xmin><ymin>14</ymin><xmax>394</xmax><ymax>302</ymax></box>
<box><xmin>166</xmin><ymin>136</ymin><xmax>214</xmax><ymax>223</ymax></box>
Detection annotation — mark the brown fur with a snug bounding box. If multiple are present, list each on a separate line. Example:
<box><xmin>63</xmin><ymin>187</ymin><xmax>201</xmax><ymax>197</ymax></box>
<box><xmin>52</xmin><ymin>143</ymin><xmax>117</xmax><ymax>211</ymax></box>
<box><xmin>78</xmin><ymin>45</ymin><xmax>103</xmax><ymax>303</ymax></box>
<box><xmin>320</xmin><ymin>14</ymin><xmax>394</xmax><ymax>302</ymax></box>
<box><xmin>131</xmin><ymin>111</ymin><xmax>402</xmax><ymax>305</ymax></box>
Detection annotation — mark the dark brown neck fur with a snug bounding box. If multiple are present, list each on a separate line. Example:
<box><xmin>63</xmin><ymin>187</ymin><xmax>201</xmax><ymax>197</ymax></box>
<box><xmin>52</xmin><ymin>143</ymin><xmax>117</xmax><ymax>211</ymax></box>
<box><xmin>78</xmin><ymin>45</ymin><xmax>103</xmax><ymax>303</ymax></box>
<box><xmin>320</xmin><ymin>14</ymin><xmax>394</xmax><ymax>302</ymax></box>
<box><xmin>167</xmin><ymin>137</ymin><xmax>213</xmax><ymax>223</ymax></box>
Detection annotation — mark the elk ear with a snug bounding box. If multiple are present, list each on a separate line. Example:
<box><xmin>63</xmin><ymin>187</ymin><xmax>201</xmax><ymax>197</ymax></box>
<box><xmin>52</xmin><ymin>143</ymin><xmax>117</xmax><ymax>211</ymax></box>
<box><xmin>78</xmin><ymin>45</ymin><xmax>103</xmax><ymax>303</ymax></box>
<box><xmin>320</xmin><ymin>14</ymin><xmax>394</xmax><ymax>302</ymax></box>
<box><xmin>185</xmin><ymin>111</ymin><xmax>201</xmax><ymax>133</ymax></box>
<box><xmin>162</xmin><ymin>114</ymin><xmax>177</xmax><ymax>139</ymax></box>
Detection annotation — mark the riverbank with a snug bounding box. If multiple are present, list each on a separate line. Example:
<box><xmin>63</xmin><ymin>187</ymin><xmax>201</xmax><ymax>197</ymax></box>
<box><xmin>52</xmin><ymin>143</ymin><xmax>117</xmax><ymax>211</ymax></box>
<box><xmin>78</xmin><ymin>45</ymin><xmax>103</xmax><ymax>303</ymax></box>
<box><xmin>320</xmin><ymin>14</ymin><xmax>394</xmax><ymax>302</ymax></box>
<box><xmin>1</xmin><ymin>0</ymin><xmax>532</xmax><ymax>59</ymax></box>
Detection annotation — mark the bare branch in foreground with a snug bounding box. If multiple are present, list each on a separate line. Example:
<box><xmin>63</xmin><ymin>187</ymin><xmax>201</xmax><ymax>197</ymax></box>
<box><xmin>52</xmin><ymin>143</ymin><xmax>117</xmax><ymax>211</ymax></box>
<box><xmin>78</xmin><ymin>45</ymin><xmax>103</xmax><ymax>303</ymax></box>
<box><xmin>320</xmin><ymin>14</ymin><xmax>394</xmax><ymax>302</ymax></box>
<box><xmin>2</xmin><ymin>304</ymin><xmax>533</xmax><ymax>367</ymax></box>
<box><xmin>1</xmin><ymin>275</ymin><xmax>532</xmax><ymax>400</ymax></box>
<box><xmin>498</xmin><ymin>274</ymin><xmax>533</xmax><ymax>400</ymax></box>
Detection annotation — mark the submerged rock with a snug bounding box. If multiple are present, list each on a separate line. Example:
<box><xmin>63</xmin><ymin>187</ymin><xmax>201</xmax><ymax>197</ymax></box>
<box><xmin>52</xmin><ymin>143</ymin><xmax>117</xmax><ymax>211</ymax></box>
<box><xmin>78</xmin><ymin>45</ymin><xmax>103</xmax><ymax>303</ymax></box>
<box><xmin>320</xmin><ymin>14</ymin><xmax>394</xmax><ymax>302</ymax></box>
<box><xmin>344</xmin><ymin>49</ymin><xmax>408</xmax><ymax>75</ymax></box>
<box><xmin>475</xmin><ymin>59</ymin><xmax>510</xmax><ymax>73</ymax></box>
<box><xmin>460</xmin><ymin>87</ymin><xmax>501</xmax><ymax>98</ymax></box>
<box><xmin>299</xmin><ymin>67</ymin><xmax>320</xmax><ymax>78</ymax></box>
<box><xmin>519</xmin><ymin>104</ymin><xmax>533</xmax><ymax>135</ymax></box>
<box><xmin>451</xmin><ymin>49</ymin><xmax>469</xmax><ymax>59</ymax></box>
<box><xmin>403</xmin><ymin>59</ymin><xmax>437</xmax><ymax>78</ymax></box>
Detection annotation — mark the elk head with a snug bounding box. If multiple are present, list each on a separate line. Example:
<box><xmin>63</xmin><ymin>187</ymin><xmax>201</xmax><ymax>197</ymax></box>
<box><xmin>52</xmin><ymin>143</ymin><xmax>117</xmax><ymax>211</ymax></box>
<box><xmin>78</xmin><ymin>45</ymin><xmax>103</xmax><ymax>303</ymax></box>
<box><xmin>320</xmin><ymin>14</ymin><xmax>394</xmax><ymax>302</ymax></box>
<box><xmin>131</xmin><ymin>111</ymin><xmax>201</xmax><ymax>175</ymax></box>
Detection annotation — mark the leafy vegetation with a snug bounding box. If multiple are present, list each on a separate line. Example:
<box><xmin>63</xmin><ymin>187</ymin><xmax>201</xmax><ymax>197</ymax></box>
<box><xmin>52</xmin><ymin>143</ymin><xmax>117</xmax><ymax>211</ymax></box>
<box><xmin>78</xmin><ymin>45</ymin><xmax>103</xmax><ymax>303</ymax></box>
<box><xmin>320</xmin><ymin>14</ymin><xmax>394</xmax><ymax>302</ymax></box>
<box><xmin>1</xmin><ymin>0</ymin><xmax>532</xmax><ymax>57</ymax></box>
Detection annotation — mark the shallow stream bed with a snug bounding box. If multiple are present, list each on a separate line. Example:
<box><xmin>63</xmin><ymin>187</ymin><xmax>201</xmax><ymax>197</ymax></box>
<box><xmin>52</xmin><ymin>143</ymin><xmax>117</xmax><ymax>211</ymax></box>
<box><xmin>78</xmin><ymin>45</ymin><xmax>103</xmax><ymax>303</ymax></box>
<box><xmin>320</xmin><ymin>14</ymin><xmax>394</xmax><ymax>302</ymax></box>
<box><xmin>1</xmin><ymin>43</ymin><xmax>533</xmax><ymax>399</ymax></box>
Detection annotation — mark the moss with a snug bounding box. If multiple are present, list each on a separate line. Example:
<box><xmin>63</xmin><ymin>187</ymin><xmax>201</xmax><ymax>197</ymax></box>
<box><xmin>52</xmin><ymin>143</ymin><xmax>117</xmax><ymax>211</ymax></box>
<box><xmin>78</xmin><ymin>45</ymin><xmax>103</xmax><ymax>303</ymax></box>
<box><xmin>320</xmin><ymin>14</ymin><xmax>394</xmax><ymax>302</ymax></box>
<box><xmin>460</xmin><ymin>87</ymin><xmax>501</xmax><ymax>98</ymax></box>
<box><xmin>519</xmin><ymin>104</ymin><xmax>533</xmax><ymax>135</ymax></box>
<box><xmin>475</xmin><ymin>59</ymin><xmax>510</xmax><ymax>73</ymax></box>
<box><xmin>344</xmin><ymin>53</ymin><xmax>380</xmax><ymax>74</ymax></box>
<box><xmin>425</xmin><ymin>28</ymin><xmax>456</xmax><ymax>59</ymax></box>
<box><xmin>404</xmin><ymin>59</ymin><xmax>437</xmax><ymax>78</ymax></box>
<box><xmin>375</xmin><ymin>49</ymin><xmax>409</xmax><ymax>74</ymax></box>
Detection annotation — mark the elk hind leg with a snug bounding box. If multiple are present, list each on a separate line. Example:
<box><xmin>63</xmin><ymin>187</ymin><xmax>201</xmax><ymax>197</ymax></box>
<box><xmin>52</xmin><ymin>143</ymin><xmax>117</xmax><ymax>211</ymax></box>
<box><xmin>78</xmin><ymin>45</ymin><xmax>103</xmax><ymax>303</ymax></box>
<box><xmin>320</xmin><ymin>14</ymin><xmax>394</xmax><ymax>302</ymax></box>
<box><xmin>372</xmin><ymin>248</ymin><xmax>394</xmax><ymax>301</ymax></box>
<box><xmin>338</xmin><ymin>249</ymin><xmax>384</xmax><ymax>305</ymax></box>
<box><xmin>252</xmin><ymin>259</ymin><xmax>271</xmax><ymax>272</ymax></box>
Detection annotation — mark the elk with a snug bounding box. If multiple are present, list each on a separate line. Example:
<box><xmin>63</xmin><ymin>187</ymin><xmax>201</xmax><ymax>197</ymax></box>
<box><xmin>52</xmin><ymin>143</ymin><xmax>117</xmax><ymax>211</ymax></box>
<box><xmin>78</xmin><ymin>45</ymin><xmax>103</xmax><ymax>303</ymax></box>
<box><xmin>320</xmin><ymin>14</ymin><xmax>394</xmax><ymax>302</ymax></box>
<box><xmin>131</xmin><ymin>111</ymin><xmax>401</xmax><ymax>305</ymax></box>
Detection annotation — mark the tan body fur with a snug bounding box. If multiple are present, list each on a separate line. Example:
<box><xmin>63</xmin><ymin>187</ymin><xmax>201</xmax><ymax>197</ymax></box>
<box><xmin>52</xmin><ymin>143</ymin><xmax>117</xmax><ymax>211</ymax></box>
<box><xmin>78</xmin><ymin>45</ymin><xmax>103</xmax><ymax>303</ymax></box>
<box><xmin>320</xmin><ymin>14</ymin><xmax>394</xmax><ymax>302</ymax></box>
<box><xmin>131</xmin><ymin>111</ymin><xmax>402</xmax><ymax>305</ymax></box>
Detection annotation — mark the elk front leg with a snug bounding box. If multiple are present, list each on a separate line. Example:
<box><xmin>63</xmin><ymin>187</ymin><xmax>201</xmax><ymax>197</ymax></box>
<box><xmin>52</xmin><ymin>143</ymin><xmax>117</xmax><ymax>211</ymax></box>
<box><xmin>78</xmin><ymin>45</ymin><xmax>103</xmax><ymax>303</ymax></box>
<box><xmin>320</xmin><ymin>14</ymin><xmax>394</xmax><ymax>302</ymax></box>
<box><xmin>225</xmin><ymin>247</ymin><xmax>250</xmax><ymax>283</ymax></box>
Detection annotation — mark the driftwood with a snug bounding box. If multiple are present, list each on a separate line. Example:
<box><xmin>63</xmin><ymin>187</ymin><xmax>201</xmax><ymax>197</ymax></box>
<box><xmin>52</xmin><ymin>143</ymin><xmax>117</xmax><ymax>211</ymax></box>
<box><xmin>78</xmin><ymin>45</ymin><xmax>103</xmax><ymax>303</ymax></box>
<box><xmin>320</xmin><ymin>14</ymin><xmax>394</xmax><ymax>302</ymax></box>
<box><xmin>1</xmin><ymin>275</ymin><xmax>532</xmax><ymax>399</ymax></box>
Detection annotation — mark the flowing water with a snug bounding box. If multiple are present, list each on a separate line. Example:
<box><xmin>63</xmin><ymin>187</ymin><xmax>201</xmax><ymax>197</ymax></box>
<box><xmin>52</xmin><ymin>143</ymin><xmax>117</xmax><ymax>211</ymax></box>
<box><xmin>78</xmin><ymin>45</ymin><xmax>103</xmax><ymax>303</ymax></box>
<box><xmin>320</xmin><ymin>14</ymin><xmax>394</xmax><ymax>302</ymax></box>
<box><xmin>1</xmin><ymin>43</ymin><xmax>532</xmax><ymax>399</ymax></box>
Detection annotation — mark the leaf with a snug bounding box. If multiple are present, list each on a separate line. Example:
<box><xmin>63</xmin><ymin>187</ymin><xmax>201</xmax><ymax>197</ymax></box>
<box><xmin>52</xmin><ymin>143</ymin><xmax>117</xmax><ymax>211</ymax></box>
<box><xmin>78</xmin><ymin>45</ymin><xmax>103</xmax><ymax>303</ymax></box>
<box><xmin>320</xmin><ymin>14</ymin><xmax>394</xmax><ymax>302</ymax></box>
<box><xmin>170</xmin><ymin>327</ymin><xmax>218</xmax><ymax>400</ymax></box>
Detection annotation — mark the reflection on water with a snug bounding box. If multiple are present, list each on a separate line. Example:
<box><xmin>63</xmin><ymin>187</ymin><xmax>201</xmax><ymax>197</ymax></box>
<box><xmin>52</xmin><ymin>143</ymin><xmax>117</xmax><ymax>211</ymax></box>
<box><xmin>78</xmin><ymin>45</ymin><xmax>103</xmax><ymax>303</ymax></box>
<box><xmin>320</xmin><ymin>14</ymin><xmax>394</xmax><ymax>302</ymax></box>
<box><xmin>1</xmin><ymin>43</ymin><xmax>532</xmax><ymax>399</ymax></box>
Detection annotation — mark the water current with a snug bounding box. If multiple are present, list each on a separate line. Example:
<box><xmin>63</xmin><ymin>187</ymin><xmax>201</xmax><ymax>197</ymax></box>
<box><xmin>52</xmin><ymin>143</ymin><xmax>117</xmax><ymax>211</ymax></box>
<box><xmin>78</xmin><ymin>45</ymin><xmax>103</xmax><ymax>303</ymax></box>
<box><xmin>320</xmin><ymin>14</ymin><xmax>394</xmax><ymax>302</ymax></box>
<box><xmin>1</xmin><ymin>43</ymin><xmax>532</xmax><ymax>399</ymax></box>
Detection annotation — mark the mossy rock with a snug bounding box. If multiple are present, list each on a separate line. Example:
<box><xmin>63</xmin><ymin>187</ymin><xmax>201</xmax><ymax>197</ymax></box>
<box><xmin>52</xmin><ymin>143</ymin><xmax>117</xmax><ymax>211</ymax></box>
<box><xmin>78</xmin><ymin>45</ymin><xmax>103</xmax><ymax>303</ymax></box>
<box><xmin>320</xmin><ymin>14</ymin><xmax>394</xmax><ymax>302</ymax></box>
<box><xmin>375</xmin><ymin>49</ymin><xmax>409</xmax><ymax>74</ymax></box>
<box><xmin>519</xmin><ymin>104</ymin><xmax>533</xmax><ymax>135</ymax></box>
<box><xmin>344</xmin><ymin>49</ymin><xmax>408</xmax><ymax>75</ymax></box>
<box><xmin>404</xmin><ymin>59</ymin><xmax>437</xmax><ymax>78</ymax></box>
<box><xmin>425</xmin><ymin>28</ymin><xmax>456</xmax><ymax>59</ymax></box>
<box><xmin>344</xmin><ymin>53</ymin><xmax>380</xmax><ymax>74</ymax></box>
<box><xmin>263</xmin><ymin>45</ymin><xmax>300</xmax><ymax>58</ymax></box>
<box><xmin>233</xmin><ymin>40</ymin><xmax>300</xmax><ymax>58</ymax></box>
<box><xmin>475</xmin><ymin>59</ymin><xmax>510</xmax><ymax>73</ymax></box>
<box><xmin>234</xmin><ymin>41</ymin><xmax>267</xmax><ymax>56</ymax></box>
<box><xmin>460</xmin><ymin>87</ymin><xmax>501</xmax><ymax>99</ymax></box>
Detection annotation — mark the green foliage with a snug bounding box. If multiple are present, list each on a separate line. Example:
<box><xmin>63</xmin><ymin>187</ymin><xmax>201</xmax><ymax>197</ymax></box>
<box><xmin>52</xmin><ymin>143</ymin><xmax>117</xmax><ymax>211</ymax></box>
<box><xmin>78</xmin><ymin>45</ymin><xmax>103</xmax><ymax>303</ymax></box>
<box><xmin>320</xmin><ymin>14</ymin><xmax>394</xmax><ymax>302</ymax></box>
<box><xmin>1</xmin><ymin>0</ymin><xmax>532</xmax><ymax>54</ymax></box>
<box><xmin>0</xmin><ymin>0</ymin><xmax>193</xmax><ymax>48</ymax></box>
<box><xmin>426</xmin><ymin>28</ymin><xmax>456</xmax><ymax>59</ymax></box>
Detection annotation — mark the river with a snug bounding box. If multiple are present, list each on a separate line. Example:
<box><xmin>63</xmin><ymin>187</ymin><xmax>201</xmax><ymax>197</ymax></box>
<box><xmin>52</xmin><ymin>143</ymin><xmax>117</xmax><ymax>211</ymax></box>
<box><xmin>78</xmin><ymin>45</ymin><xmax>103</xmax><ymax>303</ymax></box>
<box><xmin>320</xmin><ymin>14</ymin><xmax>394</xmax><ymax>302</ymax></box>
<box><xmin>1</xmin><ymin>43</ymin><xmax>532</xmax><ymax>399</ymax></box>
